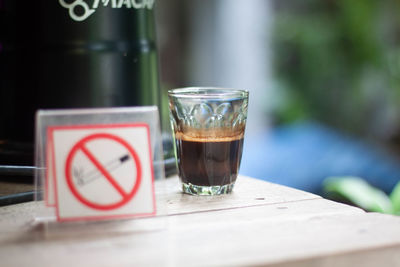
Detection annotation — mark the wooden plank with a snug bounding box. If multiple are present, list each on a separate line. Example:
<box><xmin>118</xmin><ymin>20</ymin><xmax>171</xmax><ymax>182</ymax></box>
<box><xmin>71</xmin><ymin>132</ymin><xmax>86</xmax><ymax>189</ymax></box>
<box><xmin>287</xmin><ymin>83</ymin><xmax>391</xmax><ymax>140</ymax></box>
<box><xmin>0</xmin><ymin>175</ymin><xmax>320</xmax><ymax>228</ymax></box>
<box><xmin>1</xmin><ymin>203</ymin><xmax>398</xmax><ymax>267</ymax></box>
<box><xmin>159</xmin><ymin>175</ymin><xmax>321</xmax><ymax>215</ymax></box>
<box><xmin>267</xmin><ymin>245</ymin><xmax>400</xmax><ymax>267</ymax></box>
<box><xmin>165</xmin><ymin>202</ymin><xmax>400</xmax><ymax>266</ymax></box>
<box><xmin>0</xmin><ymin>177</ymin><xmax>399</xmax><ymax>267</ymax></box>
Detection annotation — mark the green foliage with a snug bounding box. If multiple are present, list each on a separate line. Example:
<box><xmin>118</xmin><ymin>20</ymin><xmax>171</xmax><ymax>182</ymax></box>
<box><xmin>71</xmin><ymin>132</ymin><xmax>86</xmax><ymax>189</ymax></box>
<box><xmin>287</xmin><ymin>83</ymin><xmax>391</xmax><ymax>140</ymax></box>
<box><xmin>272</xmin><ymin>0</ymin><xmax>400</xmax><ymax>139</ymax></box>
<box><xmin>390</xmin><ymin>181</ymin><xmax>400</xmax><ymax>214</ymax></box>
<box><xmin>323</xmin><ymin>176</ymin><xmax>400</xmax><ymax>215</ymax></box>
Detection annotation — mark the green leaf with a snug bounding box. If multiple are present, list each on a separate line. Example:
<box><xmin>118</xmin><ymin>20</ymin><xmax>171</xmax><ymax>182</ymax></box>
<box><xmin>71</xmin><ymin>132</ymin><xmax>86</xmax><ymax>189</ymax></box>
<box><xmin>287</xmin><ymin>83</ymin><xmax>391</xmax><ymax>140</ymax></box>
<box><xmin>390</xmin><ymin>181</ymin><xmax>400</xmax><ymax>214</ymax></box>
<box><xmin>323</xmin><ymin>176</ymin><xmax>394</xmax><ymax>214</ymax></box>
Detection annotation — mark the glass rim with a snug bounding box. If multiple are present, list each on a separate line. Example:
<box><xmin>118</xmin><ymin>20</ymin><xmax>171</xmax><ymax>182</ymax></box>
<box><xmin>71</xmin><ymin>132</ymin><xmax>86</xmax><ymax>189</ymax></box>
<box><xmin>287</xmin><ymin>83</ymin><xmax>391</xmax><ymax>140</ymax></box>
<box><xmin>168</xmin><ymin>87</ymin><xmax>249</xmax><ymax>99</ymax></box>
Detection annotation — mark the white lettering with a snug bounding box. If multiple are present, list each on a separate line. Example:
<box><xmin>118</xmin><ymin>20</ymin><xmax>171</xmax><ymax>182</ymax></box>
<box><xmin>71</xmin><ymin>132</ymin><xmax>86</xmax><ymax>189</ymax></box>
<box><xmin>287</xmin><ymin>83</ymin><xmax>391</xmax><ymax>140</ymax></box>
<box><xmin>93</xmin><ymin>0</ymin><xmax>110</xmax><ymax>9</ymax></box>
<box><xmin>118</xmin><ymin>0</ymin><xmax>132</xmax><ymax>8</ymax></box>
<box><xmin>59</xmin><ymin>0</ymin><xmax>154</xmax><ymax>22</ymax></box>
<box><xmin>59</xmin><ymin>0</ymin><xmax>95</xmax><ymax>22</ymax></box>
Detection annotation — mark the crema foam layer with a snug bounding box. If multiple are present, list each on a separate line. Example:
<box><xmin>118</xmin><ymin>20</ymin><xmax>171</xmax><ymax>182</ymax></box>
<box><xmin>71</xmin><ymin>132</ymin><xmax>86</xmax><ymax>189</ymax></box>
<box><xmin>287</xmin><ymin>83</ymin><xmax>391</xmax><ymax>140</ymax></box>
<box><xmin>174</xmin><ymin>130</ymin><xmax>244</xmax><ymax>142</ymax></box>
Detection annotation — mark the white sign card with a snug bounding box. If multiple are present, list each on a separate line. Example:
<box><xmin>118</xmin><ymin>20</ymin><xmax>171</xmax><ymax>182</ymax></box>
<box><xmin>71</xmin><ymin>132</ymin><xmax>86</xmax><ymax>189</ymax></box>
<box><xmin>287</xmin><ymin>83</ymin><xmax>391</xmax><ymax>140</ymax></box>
<box><xmin>35</xmin><ymin>107</ymin><xmax>165</xmax><ymax>222</ymax></box>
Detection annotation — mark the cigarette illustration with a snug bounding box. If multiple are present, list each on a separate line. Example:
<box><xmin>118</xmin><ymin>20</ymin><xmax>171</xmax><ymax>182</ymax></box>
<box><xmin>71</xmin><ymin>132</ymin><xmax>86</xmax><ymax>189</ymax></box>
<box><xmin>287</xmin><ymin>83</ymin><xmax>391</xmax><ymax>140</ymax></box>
<box><xmin>73</xmin><ymin>154</ymin><xmax>130</xmax><ymax>186</ymax></box>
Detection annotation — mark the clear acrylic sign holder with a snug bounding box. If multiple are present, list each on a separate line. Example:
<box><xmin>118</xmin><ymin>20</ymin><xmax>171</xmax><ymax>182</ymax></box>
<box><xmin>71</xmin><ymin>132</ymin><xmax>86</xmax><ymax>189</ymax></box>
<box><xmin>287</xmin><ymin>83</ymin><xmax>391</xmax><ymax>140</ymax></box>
<box><xmin>34</xmin><ymin>106</ymin><xmax>167</xmax><ymax>236</ymax></box>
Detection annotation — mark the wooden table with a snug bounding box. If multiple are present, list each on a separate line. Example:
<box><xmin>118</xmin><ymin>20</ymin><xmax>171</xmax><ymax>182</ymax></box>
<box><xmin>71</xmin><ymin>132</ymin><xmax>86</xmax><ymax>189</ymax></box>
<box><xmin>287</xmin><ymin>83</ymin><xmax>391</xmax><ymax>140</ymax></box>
<box><xmin>1</xmin><ymin>175</ymin><xmax>400</xmax><ymax>266</ymax></box>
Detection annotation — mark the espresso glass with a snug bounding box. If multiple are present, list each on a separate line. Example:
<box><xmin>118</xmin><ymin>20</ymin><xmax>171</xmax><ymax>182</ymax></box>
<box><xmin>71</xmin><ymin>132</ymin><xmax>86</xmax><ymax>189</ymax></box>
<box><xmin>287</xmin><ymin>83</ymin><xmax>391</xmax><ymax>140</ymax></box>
<box><xmin>168</xmin><ymin>87</ymin><xmax>249</xmax><ymax>195</ymax></box>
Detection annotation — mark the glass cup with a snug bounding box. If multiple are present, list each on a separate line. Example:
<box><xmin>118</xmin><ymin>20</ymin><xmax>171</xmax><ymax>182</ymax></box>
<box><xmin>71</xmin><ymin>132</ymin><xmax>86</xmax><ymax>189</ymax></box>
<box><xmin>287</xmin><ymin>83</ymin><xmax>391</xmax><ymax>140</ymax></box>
<box><xmin>168</xmin><ymin>87</ymin><xmax>249</xmax><ymax>195</ymax></box>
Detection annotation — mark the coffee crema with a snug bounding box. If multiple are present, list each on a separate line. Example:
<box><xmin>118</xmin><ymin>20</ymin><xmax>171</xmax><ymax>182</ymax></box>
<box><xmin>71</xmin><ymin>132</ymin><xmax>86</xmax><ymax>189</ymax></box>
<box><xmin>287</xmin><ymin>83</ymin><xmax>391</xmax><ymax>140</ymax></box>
<box><xmin>174</xmin><ymin>132</ymin><xmax>244</xmax><ymax>187</ymax></box>
<box><xmin>174</xmin><ymin>129</ymin><xmax>244</xmax><ymax>142</ymax></box>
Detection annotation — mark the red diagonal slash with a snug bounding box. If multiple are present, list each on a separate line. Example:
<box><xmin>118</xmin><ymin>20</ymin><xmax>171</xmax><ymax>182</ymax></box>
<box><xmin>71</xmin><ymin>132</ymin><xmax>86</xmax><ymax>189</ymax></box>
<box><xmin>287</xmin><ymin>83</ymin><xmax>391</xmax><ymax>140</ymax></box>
<box><xmin>80</xmin><ymin>144</ymin><xmax>128</xmax><ymax>198</ymax></box>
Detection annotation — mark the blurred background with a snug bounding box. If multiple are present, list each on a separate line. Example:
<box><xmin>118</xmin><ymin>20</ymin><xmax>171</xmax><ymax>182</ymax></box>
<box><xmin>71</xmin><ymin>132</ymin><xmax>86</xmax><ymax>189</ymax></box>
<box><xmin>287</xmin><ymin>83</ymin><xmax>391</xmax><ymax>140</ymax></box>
<box><xmin>156</xmin><ymin>0</ymin><xmax>400</xmax><ymax>196</ymax></box>
<box><xmin>1</xmin><ymin>0</ymin><xmax>399</xmax><ymax>209</ymax></box>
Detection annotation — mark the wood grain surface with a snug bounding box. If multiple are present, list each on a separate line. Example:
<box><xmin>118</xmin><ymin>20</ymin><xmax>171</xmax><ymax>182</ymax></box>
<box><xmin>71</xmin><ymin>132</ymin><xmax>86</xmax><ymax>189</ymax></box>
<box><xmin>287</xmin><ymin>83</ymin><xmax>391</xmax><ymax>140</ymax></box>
<box><xmin>0</xmin><ymin>175</ymin><xmax>399</xmax><ymax>267</ymax></box>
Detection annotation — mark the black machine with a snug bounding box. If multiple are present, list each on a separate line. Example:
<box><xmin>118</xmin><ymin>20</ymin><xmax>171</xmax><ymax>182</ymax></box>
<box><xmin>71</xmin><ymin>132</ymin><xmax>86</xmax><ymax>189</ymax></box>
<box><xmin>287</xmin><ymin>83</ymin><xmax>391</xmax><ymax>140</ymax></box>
<box><xmin>1</xmin><ymin>0</ymin><xmax>161</xmax><ymax>165</ymax></box>
<box><xmin>0</xmin><ymin>1</ymin><xmax>175</xmax><ymax>205</ymax></box>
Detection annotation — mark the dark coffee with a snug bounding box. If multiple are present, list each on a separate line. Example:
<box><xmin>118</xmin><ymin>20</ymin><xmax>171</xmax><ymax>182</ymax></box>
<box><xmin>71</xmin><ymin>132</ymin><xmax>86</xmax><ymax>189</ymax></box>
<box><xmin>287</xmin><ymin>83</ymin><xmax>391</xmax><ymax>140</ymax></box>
<box><xmin>175</xmin><ymin>133</ymin><xmax>244</xmax><ymax>186</ymax></box>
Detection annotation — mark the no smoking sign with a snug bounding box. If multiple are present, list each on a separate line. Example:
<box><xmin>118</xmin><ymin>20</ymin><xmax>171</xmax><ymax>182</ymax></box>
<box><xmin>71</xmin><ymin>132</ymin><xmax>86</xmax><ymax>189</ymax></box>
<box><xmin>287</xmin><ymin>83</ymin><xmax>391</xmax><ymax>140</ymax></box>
<box><xmin>47</xmin><ymin>124</ymin><xmax>156</xmax><ymax>222</ymax></box>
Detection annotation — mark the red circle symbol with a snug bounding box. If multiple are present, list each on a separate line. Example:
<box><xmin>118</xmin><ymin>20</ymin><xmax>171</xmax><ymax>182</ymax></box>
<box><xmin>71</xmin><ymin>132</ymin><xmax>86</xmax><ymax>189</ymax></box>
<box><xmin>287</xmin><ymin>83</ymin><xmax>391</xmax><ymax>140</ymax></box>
<box><xmin>65</xmin><ymin>133</ymin><xmax>142</xmax><ymax>210</ymax></box>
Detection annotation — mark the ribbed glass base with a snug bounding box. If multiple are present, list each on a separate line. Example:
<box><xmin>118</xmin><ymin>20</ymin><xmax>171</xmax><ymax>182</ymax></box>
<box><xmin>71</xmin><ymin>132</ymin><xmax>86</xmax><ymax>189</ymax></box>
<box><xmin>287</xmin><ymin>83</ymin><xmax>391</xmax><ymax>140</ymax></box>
<box><xmin>181</xmin><ymin>182</ymin><xmax>235</xmax><ymax>195</ymax></box>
